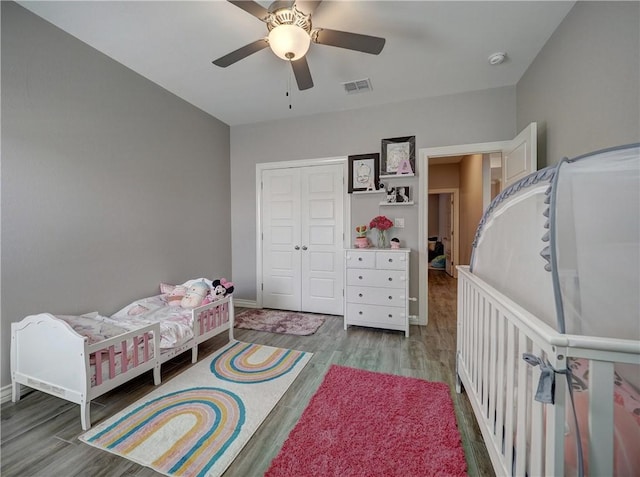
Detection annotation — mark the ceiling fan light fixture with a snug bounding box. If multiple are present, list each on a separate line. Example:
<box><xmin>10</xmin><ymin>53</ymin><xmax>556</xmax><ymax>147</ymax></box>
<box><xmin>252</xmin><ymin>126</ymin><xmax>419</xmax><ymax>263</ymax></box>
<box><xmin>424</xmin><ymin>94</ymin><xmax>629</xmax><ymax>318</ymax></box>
<box><xmin>268</xmin><ymin>24</ymin><xmax>311</xmax><ymax>61</ymax></box>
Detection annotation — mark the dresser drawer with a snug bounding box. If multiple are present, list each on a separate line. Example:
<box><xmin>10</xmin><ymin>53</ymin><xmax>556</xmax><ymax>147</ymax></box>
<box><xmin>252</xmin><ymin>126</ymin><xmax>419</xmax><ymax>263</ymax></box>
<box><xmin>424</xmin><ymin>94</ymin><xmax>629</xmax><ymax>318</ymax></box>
<box><xmin>347</xmin><ymin>286</ymin><xmax>405</xmax><ymax>307</ymax></box>
<box><xmin>345</xmin><ymin>303</ymin><xmax>406</xmax><ymax>328</ymax></box>
<box><xmin>346</xmin><ymin>268</ymin><xmax>406</xmax><ymax>288</ymax></box>
<box><xmin>376</xmin><ymin>251</ymin><xmax>408</xmax><ymax>270</ymax></box>
<box><xmin>345</xmin><ymin>250</ymin><xmax>375</xmax><ymax>269</ymax></box>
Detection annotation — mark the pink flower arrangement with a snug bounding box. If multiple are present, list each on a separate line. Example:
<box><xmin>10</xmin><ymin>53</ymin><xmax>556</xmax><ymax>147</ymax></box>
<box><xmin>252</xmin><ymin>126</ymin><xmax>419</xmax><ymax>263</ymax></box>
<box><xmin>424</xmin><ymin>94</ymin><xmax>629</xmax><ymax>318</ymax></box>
<box><xmin>369</xmin><ymin>215</ymin><xmax>393</xmax><ymax>231</ymax></box>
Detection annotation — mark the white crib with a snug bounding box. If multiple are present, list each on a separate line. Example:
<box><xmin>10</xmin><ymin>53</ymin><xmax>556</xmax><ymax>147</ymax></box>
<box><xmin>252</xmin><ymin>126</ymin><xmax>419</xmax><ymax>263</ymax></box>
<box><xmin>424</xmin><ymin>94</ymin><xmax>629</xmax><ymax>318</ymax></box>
<box><xmin>456</xmin><ymin>266</ymin><xmax>640</xmax><ymax>476</ymax></box>
<box><xmin>456</xmin><ymin>144</ymin><xmax>640</xmax><ymax>476</ymax></box>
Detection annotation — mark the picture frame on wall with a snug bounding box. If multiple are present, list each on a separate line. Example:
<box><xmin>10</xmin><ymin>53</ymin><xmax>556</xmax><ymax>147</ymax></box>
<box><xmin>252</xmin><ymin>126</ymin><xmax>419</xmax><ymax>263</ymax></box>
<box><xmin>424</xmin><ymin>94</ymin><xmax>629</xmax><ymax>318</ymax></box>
<box><xmin>348</xmin><ymin>153</ymin><xmax>380</xmax><ymax>193</ymax></box>
<box><xmin>381</xmin><ymin>136</ymin><xmax>416</xmax><ymax>176</ymax></box>
<box><xmin>383</xmin><ymin>185</ymin><xmax>412</xmax><ymax>203</ymax></box>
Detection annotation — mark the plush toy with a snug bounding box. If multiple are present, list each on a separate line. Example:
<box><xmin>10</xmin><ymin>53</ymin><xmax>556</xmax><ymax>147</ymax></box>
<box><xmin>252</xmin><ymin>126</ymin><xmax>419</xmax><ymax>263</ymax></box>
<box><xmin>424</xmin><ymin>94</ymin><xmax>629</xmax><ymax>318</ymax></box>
<box><xmin>180</xmin><ymin>281</ymin><xmax>209</xmax><ymax>309</ymax></box>
<box><xmin>211</xmin><ymin>278</ymin><xmax>234</xmax><ymax>301</ymax></box>
<box><xmin>167</xmin><ymin>285</ymin><xmax>187</xmax><ymax>307</ymax></box>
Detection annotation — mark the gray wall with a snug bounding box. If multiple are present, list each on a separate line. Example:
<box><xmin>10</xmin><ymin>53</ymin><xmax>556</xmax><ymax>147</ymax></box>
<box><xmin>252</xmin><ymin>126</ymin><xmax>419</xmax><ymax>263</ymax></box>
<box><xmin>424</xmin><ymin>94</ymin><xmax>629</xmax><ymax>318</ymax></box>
<box><xmin>517</xmin><ymin>1</ymin><xmax>640</xmax><ymax>167</ymax></box>
<box><xmin>230</xmin><ymin>86</ymin><xmax>517</xmax><ymax>313</ymax></box>
<box><xmin>1</xmin><ymin>2</ymin><xmax>231</xmax><ymax>386</ymax></box>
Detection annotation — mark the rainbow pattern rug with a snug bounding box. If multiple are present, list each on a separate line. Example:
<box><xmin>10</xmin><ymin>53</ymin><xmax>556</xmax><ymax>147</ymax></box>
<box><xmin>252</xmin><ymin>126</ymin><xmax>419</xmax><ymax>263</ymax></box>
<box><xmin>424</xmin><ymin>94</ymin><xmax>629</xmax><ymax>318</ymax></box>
<box><xmin>79</xmin><ymin>341</ymin><xmax>312</xmax><ymax>477</ymax></box>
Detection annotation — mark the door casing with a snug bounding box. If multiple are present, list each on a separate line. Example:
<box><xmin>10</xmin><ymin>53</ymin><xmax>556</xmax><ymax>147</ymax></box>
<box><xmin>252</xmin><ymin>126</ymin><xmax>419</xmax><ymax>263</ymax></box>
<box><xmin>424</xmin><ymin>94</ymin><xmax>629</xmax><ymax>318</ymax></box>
<box><xmin>418</xmin><ymin>123</ymin><xmax>537</xmax><ymax>325</ymax></box>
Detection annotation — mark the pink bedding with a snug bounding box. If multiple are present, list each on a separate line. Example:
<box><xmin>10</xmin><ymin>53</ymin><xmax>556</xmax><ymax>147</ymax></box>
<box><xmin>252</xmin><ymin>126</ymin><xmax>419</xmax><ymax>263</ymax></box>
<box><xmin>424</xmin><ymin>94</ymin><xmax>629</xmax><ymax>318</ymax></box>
<box><xmin>565</xmin><ymin>359</ymin><xmax>640</xmax><ymax>476</ymax></box>
<box><xmin>109</xmin><ymin>295</ymin><xmax>195</xmax><ymax>349</ymax></box>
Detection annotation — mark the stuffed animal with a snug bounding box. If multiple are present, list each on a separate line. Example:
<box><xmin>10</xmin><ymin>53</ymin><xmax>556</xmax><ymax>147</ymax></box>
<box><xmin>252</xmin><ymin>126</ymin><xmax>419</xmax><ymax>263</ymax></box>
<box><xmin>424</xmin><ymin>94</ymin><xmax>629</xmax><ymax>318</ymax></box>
<box><xmin>167</xmin><ymin>285</ymin><xmax>187</xmax><ymax>307</ymax></box>
<box><xmin>211</xmin><ymin>278</ymin><xmax>234</xmax><ymax>301</ymax></box>
<box><xmin>181</xmin><ymin>281</ymin><xmax>209</xmax><ymax>309</ymax></box>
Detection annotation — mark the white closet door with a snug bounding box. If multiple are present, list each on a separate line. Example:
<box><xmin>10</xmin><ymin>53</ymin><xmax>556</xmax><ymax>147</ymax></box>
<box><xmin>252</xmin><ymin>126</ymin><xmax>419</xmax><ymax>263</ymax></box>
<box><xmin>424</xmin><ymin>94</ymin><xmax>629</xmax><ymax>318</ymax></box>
<box><xmin>262</xmin><ymin>168</ymin><xmax>302</xmax><ymax>311</ymax></box>
<box><xmin>300</xmin><ymin>164</ymin><xmax>344</xmax><ymax>315</ymax></box>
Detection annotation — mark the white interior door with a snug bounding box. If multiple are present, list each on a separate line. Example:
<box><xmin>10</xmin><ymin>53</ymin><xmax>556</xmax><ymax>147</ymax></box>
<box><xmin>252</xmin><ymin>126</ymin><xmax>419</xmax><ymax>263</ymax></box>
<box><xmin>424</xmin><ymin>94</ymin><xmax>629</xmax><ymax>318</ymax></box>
<box><xmin>441</xmin><ymin>193</ymin><xmax>454</xmax><ymax>277</ymax></box>
<box><xmin>262</xmin><ymin>168</ymin><xmax>302</xmax><ymax>311</ymax></box>
<box><xmin>300</xmin><ymin>164</ymin><xmax>344</xmax><ymax>315</ymax></box>
<box><xmin>262</xmin><ymin>163</ymin><xmax>344</xmax><ymax>314</ymax></box>
<box><xmin>502</xmin><ymin>122</ymin><xmax>537</xmax><ymax>188</ymax></box>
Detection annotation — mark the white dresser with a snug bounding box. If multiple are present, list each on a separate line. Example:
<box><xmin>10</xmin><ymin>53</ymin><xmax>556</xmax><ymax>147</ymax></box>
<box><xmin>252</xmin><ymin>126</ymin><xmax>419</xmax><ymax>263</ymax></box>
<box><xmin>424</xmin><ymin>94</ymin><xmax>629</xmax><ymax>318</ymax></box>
<box><xmin>344</xmin><ymin>248</ymin><xmax>410</xmax><ymax>337</ymax></box>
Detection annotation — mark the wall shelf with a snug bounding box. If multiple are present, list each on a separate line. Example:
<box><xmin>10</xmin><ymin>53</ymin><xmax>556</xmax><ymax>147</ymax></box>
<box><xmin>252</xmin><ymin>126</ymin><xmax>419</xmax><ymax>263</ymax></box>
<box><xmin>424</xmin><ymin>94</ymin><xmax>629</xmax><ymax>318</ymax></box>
<box><xmin>380</xmin><ymin>173</ymin><xmax>416</xmax><ymax>179</ymax></box>
<box><xmin>379</xmin><ymin>201</ymin><xmax>415</xmax><ymax>206</ymax></box>
<box><xmin>352</xmin><ymin>189</ymin><xmax>384</xmax><ymax>195</ymax></box>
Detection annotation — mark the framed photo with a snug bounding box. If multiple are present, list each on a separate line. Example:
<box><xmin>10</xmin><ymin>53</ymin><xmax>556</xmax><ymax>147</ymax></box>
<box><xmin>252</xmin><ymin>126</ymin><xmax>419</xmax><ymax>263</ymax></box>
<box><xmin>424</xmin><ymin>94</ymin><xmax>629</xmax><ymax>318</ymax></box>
<box><xmin>348</xmin><ymin>153</ymin><xmax>380</xmax><ymax>193</ymax></box>
<box><xmin>381</xmin><ymin>136</ymin><xmax>415</xmax><ymax>176</ymax></box>
<box><xmin>382</xmin><ymin>185</ymin><xmax>412</xmax><ymax>203</ymax></box>
<box><xmin>395</xmin><ymin>185</ymin><xmax>412</xmax><ymax>203</ymax></box>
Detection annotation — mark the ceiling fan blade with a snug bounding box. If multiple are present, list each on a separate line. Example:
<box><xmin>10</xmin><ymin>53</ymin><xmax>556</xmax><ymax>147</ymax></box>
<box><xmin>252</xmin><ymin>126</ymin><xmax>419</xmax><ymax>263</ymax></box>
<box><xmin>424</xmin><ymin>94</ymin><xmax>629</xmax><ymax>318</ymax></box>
<box><xmin>270</xmin><ymin>1</ymin><xmax>296</xmax><ymax>11</ymax></box>
<box><xmin>295</xmin><ymin>0</ymin><xmax>323</xmax><ymax>15</ymax></box>
<box><xmin>313</xmin><ymin>28</ymin><xmax>385</xmax><ymax>55</ymax></box>
<box><xmin>212</xmin><ymin>39</ymin><xmax>269</xmax><ymax>67</ymax></box>
<box><xmin>227</xmin><ymin>0</ymin><xmax>270</xmax><ymax>21</ymax></box>
<box><xmin>291</xmin><ymin>56</ymin><xmax>314</xmax><ymax>90</ymax></box>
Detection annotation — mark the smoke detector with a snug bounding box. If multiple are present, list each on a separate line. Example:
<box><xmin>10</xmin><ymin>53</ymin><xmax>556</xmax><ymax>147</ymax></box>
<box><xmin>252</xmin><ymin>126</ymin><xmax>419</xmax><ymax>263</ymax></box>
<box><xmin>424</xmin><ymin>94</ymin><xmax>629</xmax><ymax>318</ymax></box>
<box><xmin>488</xmin><ymin>52</ymin><xmax>506</xmax><ymax>65</ymax></box>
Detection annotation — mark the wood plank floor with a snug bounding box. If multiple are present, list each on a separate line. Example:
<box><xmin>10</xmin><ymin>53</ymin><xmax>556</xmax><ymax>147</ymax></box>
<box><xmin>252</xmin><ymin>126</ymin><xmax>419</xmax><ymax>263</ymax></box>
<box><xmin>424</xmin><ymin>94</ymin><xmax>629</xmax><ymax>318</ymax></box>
<box><xmin>1</xmin><ymin>270</ymin><xmax>493</xmax><ymax>476</ymax></box>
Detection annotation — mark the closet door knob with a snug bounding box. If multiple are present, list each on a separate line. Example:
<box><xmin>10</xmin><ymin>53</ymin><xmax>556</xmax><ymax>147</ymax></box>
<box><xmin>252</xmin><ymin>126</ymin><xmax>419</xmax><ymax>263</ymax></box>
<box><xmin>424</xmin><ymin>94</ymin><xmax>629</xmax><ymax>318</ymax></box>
<box><xmin>294</xmin><ymin>245</ymin><xmax>300</xmax><ymax>250</ymax></box>
<box><xmin>302</xmin><ymin>246</ymin><xmax>308</xmax><ymax>251</ymax></box>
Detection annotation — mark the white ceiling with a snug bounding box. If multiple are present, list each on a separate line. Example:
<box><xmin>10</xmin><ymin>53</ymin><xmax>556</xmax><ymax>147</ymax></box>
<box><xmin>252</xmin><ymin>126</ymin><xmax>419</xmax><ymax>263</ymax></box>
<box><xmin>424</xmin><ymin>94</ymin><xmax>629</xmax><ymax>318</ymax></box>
<box><xmin>19</xmin><ymin>1</ymin><xmax>575</xmax><ymax>126</ymax></box>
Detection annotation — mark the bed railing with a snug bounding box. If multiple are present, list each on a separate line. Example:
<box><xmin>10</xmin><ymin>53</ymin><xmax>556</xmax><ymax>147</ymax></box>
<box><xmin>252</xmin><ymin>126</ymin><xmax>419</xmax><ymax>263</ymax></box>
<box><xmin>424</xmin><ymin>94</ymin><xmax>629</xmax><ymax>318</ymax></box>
<box><xmin>89</xmin><ymin>328</ymin><xmax>156</xmax><ymax>386</ymax></box>
<box><xmin>456</xmin><ymin>266</ymin><xmax>640</xmax><ymax>476</ymax></box>
<box><xmin>190</xmin><ymin>295</ymin><xmax>235</xmax><ymax>363</ymax></box>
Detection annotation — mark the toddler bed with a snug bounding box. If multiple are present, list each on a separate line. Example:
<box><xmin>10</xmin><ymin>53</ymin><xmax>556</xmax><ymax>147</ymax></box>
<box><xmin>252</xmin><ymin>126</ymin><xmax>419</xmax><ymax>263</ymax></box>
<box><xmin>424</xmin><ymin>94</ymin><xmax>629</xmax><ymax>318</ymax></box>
<box><xmin>456</xmin><ymin>144</ymin><xmax>640</xmax><ymax>476</ymax></box>
<box><xmin>11</xmin><ymin>278</ymin><xmax>235</xmax><ymax>430</ymax></box>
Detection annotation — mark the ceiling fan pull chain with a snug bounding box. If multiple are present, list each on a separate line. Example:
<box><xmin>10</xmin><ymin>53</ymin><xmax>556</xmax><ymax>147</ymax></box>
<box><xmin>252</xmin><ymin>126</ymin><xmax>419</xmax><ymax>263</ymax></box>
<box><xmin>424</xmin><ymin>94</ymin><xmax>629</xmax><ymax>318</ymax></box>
<box><xmin>287</xmin><ymin>64</ymin><xmax>293</xmax><ymax>110</ymax></box>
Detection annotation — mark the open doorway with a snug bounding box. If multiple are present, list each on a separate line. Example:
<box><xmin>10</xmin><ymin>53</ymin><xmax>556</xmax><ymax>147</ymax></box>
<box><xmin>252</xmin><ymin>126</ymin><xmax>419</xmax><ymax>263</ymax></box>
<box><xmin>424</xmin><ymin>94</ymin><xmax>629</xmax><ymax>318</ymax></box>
<box><xmin>427</xmin><ymin>190</ymin><xmax>459</xmax><ymax>278</ymax></box>
<box><xmin>417</xmin><ymin>122</ymin><xmax>539</xmax><ymax>325</ymax></box>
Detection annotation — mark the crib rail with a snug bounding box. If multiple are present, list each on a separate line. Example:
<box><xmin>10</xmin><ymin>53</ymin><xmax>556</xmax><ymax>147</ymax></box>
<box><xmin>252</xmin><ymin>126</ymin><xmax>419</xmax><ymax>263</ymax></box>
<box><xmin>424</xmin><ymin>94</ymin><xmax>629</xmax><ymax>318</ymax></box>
<box><xmin>456</xmin><ymin>266</ymin><xmax>640</xmax><ymax>477</ymax></box>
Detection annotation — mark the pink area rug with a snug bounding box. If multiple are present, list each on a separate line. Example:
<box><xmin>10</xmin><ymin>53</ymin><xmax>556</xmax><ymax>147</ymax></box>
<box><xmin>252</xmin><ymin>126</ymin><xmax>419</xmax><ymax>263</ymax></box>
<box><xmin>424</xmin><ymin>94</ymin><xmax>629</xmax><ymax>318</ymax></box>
<box><xmin>266</xmin><ymin>365</ymin><xmax>468</xmax><ymax>477</ymax></box>
<box><xmin>234</xmin><ymin>309</ymin><xmax>327</xmax><ymax>336</ymax></box>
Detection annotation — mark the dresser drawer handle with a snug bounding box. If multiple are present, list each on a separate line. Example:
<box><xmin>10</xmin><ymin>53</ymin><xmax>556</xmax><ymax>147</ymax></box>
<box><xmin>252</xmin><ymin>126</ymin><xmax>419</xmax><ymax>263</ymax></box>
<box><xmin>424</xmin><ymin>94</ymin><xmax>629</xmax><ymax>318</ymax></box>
<box><xmin>358</xmin><ymin>276</ymin><xmax>363</xmax><ymax>280</ymax></box>
<box><xmin>388</xmin><ymin>296</ymin><xmax>393</xmax><ymax>300</ymax></box>
<box><xmin>358</xmin><ymin>257</ymin><xmax>363</xmax><ymax>261</ymax></box>
<box><xmin>388</xmin><ymin>277</ymin><xmax>392</xmax><ymax>281</ymax></box>
<box><xmin>388</xmin><ymin>314</ymin><xmax>393</xmax><ymax>318</ymax></box>
<box><xmin>358</xmin><ymin>293</ymin><xmax>363</xmax><ymax>297</ymax></box>
<box><xmin>359</xmin><ymin>311</ymin><xmax>363</xmax><ymax>315</ymax></box>
<box><xmin>388</xmin><ymin>258</ymin><xmax>393</xmax><ymax>262</ymax></box>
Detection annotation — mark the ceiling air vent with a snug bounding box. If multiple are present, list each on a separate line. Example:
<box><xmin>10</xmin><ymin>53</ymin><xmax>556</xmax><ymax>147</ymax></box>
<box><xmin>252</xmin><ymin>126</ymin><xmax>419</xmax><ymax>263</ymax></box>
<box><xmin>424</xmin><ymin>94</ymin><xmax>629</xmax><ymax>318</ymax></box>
<box><xmin>342</xmin><ymin>78</ymin><xmax>372</xmax><ymax>94</ymax></box>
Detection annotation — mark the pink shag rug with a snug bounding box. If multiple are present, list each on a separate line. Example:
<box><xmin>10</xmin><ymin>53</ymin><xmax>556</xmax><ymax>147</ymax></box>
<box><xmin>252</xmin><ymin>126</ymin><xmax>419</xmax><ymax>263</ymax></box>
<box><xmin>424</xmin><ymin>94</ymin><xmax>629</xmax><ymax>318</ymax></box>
<box><xmin>266</xmin><ymin>365</ymin><xmax>468</xmax><ymax>477</ymax></box>
<box><xmin>234</xmin><ymin>309</ymin><xmax>327</xmax><ymax>336</ymax></box>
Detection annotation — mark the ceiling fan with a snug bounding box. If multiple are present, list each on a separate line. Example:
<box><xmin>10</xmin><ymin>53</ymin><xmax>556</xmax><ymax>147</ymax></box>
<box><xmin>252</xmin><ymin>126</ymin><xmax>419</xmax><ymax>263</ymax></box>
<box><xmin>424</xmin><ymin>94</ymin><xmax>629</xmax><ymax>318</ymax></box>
<box><xmin>212</xmin><ymin>0</ymin><xmax>386</xmax><ymax>91</ymax></box>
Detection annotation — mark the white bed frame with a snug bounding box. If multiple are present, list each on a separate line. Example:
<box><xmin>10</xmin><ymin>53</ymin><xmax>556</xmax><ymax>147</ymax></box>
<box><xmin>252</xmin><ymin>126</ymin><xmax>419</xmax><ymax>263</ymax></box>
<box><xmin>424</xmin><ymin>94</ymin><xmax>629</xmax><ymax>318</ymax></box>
<box><xmin>456</xmin><ymin>266</ymin><xmax>640</xmax><ymax>476</ymax></box>
<box><xmin>10</xmin><ymin>295</ymin><xmax>235</xmax><ymax>430</ymax></box>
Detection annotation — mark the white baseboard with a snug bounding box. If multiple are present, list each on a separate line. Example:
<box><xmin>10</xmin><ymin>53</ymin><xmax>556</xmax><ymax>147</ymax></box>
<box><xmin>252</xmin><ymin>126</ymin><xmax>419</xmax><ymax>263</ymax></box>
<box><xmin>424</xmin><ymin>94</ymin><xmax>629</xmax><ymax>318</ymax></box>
<box><xmin>409</xmin><ymin>315</ymin><xmax>427</xmax><ymax>326</ymax></box>
<box><xmin>1</xmin><ymin>384</ymin><xmax>12</xmax><ymax>404</ymax></box>
<box><xmin>233</xmin><ymin>299</ymin><xmax>258</xmax><ymax>309</ymax></box>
